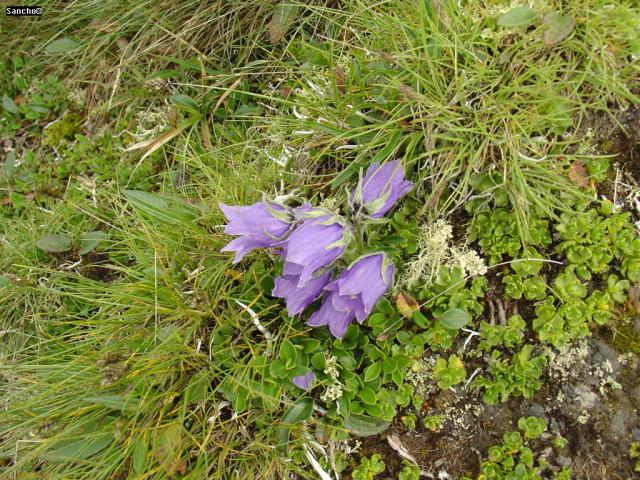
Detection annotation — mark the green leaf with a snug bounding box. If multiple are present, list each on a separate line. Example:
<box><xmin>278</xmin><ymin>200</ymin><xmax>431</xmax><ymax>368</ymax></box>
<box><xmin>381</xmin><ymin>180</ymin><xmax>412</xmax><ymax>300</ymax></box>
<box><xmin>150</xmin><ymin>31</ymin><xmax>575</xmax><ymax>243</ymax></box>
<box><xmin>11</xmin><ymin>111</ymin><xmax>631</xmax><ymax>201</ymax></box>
<box><xmin>279</xmin><ymin>339</ymin><xmax>297</xmax><ymax>363</ymax></box>
<box><xmin>543</xmin><ymin>12</ymin><xmax>575</xmax><ymax>46</ymax></box>
<box><xmin>36</xmin><ymin>234</ymin><xmax>72</xmax><ymax>253</ymax></box>
<box><xmin>363</xmin><ymin>362</ymin><xmax>382</xmax><ymax>382</ymax></box>
<box><xmin>299</xmin><ymin>338</ymin><xmax>321</xmax><ymax>353</ymax></box>
<box><xmin>4</xmin><ymin>150</ymin><xmax>16</xmax><ymax>179</ymax></box>
<box><xmin>412</xmin><ymin>310</ymin><xmax>429</xmax><ymax>328</ymax></box>
<box><xmin>359</xmin><ymin>387</ymin><xmax>377</xmax><ymax>405</ymax></box>
<box><xmin>439</xmin><ymin>308</ymin><xmax>471</xmax><ymax>330</ymax></box>
<box><xmin>497</xmin><ymin>7</ymin><xmax>538</xmax><ymax>27</ymax></box>
<box><xmin>0</xmin><ymin>275</ymin><xmax>10</xmax><ymax>289</ymax></box>
<box><xmin>282</xmin><ymin>397</ymin><xmax>314</xmax><ymax>424</ymax></box>
<box><xmin>268</xmin><ymin>2</ymin><xmax>299</xmax><ymax>44</ymax></box>
<box><xmin>232</xmin><ymin>387</ymin><xmax>248</xmax><ymax>412</ymax></box>
<box><xmin>310</xmin><ymin>352</ymin><xmax>326</xmax><ymax>370</ymax></box>
<box><xmin>330</xmin><ymin>159</ymin><xmax>363</xmax><ymax>190</ymax></box>
<box><xmin>184</xmin><ymin>371</ymin><xmax>209</xmax><ymax>404</ymax></box>
<box><xmin>132</xmin><ymin>436</ymin><xmax>148</xmax><ymax>474</ymax></box>
<box><xmin>344</xmin><ymin>414</ymin><xmax>391</xmax><ymax>437</ymax></box>
<box><xmin>45</xmin><ymin>37</ymin><xmax>80</xmax><ymax>54</ymax></box>
<box><xmin>78</xmin><ymin>230</ymin><xmax>108</xmax><ymax>255</ymax></box>
<box><xmin>123</xmin><ymin>190</ymin><xmax>197</xmax><ymax>225</ymax></box>
<box><xmin>83</xmin><ymin>396</ymin><xmax>140</xmax><ymax>412</ymax></box>
<box><xmin>153</xmin><ymin>422</ymin><xmax>183</xmax><ymax>466</ymax></box>
<box><xmin>169</xmin><ymin>94</ymin><xmax>200</xmax><ymax>115</ymax></box>
<box><xmin>382</xmin><ymin>357</ymin><xmax>398</xmax><ymax>374</ymax></box>
<box><xmin>47</xmin><ymin>433</ymin><xmax>114</xmax><ymax>460</ymax></box>
<box><xmin>367</xmin><ymin>312</ymin><xmax>387</xmax><ymax>327</ymax></box>
<box><xmin>269</xmin><ymin>358</ymin><xmax>288</xmax><ymax>379</ymax></box>
<box><xmin>2</xmin><ymin>96</ymin><xmax>19</xmax><ymax>114</ymax></box>
<box><xmin>26</xmin><ymin>102</ymin><xmax>50</xmax><ymax>114</ymax></box>
<box><xmin>276</xmin><ymin>397</ymin><xmax>314</xmax><ymax>451</ymax></box>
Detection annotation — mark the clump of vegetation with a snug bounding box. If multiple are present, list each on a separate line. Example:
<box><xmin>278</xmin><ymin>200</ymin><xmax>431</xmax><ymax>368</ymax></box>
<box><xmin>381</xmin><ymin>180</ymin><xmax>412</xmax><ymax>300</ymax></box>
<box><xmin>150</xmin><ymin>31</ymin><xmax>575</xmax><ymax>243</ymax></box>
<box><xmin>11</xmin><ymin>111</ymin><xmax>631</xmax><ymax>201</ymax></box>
<box><xmin>351</xmin><ymin>453</ymin><xmax>385</xmax><ymax>480</ymax></box>
<box><xmin>472</xmin><ymin>346</ymin><xmax>547</xmax><ymax>405</ymax></box>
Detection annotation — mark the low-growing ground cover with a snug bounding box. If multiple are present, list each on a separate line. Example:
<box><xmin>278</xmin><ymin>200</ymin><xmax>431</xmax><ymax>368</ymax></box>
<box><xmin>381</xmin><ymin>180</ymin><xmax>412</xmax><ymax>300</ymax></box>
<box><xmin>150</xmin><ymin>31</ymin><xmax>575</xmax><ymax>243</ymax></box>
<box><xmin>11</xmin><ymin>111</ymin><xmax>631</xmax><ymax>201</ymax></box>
<box><xmin>1</xmin><ymin>1</ymin><xmax>639</xmax><ymax>479</ymax></box>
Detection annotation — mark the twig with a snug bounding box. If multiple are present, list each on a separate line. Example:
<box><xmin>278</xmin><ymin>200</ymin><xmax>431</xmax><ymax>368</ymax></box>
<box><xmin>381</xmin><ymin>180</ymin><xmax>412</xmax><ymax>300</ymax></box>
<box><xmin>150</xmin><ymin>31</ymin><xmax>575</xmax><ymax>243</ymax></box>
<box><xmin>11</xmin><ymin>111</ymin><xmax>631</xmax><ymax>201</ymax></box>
<box><xmin>464</xmin><ymin>368</ymin><xmax>482</xmax><ymax>389</ymax></box>
<box><xmin>304</xmin><ymin>444</ymin><xmax>333</xmax><ymax>480</ymax></box>
<box><xmin>387</xmin><ymin>435</ymin><xmax>419</xmax><ymax>465</ymax></box>
<box><xmin>487</xmin><ymin>298</ymin><xmax>496</xmax><ymax>326</ymax></box>
<box><xmin>495</xmin><ymin>298</ymin><xmax>507</xmax><ymax>326</ymax></box>
<box><xmin>461</xmin><ymin>327</ymin><xmax>480</xmax><ymax>351</ymax></box>
<box><xmin>234</xmin><ymin>299</ymin><xmax>273</xmax><ymax>356</ymax></box>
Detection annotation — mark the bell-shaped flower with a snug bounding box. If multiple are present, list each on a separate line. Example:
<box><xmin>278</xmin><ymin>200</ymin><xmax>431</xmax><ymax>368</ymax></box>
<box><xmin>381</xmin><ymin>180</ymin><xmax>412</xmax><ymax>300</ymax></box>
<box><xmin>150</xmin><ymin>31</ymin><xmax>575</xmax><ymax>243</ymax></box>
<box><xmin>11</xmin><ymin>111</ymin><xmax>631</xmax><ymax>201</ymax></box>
<box><xmin>272</xmin><ymin>271</ymin><xmax>331</xmax><ymax>316</ymax></box>
<box><xmin>219</xmin><ymin>201</ymin><xmax>292</xmax><ymax>263</ymax></box>
<box><xmin>308</xmin><ymin>253</ymin><xmax>394</xmax><ymax>338</ymax></box>
<box><xmin>280</xmin><ymin>207</ymin><xmax>350</xmax><ymax>286</ymax></box>
<box><xmin>292</xmin><ymin>371</ymin><xmax>314</xmax><ymax>390</ymax></box>
<box><xmin>350</xmin><ymin>160</ymin><xmax>413</xmax><ymax>218</ymax></box>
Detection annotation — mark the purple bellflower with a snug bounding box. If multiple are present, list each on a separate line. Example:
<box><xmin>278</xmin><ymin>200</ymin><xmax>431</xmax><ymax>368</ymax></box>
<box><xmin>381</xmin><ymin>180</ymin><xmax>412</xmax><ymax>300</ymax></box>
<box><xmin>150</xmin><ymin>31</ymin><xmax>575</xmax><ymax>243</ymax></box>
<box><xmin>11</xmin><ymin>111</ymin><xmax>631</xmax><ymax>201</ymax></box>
<box><xmin>350</xmin><ymin>160</ymin><xmax>413</xmax><ymax>218</ymax></box>
<box><xmin>272</xmin><ymin>270</ymin><xmax>331</xmax><ymax>316</ymax></box>
<box><xmin>279</xmin><ymin>207</ymin><xmax>351</xmax><ymax>287</ymax></box>
<box><xmin>219</xmin><ymin>201</ymin><xmax>292</xmax><ymax>263</ymax></box>
<box><xmin>292</xmin><ymin>371</ymin><xmax>314</xmax><ymax>390</ymax></box>
<box><xmin>308</xmin><ymin>252</ymin><xmax>394</xmax><ymax>338</ymax></box>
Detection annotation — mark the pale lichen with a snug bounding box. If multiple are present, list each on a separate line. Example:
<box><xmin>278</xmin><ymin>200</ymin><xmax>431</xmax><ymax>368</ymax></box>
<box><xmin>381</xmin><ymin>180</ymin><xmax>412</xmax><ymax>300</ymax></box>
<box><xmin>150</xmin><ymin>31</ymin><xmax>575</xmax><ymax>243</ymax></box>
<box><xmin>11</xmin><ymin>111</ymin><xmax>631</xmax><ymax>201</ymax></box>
<box><xmin>401</xmin><ymin>219</ymin><xmax>487</xmax><ymax>289</ymax></box>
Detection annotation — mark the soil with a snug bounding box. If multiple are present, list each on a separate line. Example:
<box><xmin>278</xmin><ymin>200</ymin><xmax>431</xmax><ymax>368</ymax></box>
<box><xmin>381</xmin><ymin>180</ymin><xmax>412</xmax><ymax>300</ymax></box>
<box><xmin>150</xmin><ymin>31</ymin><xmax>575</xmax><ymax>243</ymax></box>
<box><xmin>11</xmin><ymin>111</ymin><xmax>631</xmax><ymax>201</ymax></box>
<box><xmin>78</xmin><ymin>252</ymin><xmax>121</xmax><ymax>283</ymax></box>
<box><xmin>347</xmin><ymin>107</ymin><xmax>640</xmax><ymax>479</ymax></box>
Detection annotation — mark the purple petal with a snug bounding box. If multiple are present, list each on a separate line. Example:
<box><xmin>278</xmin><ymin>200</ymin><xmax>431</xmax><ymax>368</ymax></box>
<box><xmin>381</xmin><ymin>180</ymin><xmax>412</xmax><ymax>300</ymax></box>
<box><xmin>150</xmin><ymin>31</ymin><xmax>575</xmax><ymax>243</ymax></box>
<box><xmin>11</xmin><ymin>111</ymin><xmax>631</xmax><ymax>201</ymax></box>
<box><xmin>282</xmin><ymin>215</ymin><xmax>346</xmax><ymax>286</ymax></box>
<box><xmin>219</xmin><ymin>201</ymin><xmax>292</xmax><ymax>262</ymax></box>
<box><xmin>351</xmin><ymin>160</ymin><xmax>413</xmax><ymax>218</ymax></box>
<box><xmin>282</xmin><ymin>261</ymin><xmax>303</xmax><ymax>276</ymax></box>
<box><xmin>328</xmin><ymin>313</ymin><xmax>354</xmax><ymax>338</ymax></box>
<box><xmin>220</xmin><ymin>236</ymin><xmax>269</xmax><ymax>263</ymax></box>
<box><xmin>272</xmin><ymin>271</ymin><xmax>331</xmax><ymax>316</ymax></box>
<box><xmin>326</xmin><ymin>282</ymin><xmax>367</xmax><ymax>320</ymax></box>
<box><xmin>335</xmin><ymin>254</ymin><xmax>393</xmax><ymax>320</ymax></box>
<box><xmin>308</xmin><ymin>292</ymin><xmax>356</xmax><ymax>338</ymax></box>
<box><xmin>292</xmin><ymin>371</ymin><xmax>314</xmax><ymax>390</ymax></box>
<box><xmin>220</xmin><ymin>202</ymin><xmax>290</xmax><ymax>238</ymax></box>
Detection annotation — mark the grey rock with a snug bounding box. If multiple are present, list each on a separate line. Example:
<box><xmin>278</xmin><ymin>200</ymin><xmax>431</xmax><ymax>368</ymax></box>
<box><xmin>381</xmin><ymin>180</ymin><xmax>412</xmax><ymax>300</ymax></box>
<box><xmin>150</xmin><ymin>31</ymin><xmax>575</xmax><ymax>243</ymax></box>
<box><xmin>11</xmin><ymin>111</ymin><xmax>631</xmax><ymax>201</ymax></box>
<box><xmin>593</xmin><ymin>340</ymin><xmax>620</xmax><ymax>374</ymax></box>
<box><xmin>605</xmin><ymin>391</ymin><xmax>639</xmax><ymax>441</ymax></box>
<box><xmin>631</xmin><ymin>385</ymin><xmax>640</xmax><ymax>410</ymax></box>
<box><xmin>522</xmin><ymin>402</ymin><xmax>546</xmax><ymax>418</ymax></box>
<box><xmin>479</xmin><ymin>405</ymin><xmax>516</xmax><ymax>432</ymax></box>
<box><xmin>557</xmin><ymin>455</ymin><xmax>572</xmax><ymax>467</ymax></box>
<box><xmin>570</xmin><ymin>383</ymin><xmax>599</xmax><ymax>411</ymax></box>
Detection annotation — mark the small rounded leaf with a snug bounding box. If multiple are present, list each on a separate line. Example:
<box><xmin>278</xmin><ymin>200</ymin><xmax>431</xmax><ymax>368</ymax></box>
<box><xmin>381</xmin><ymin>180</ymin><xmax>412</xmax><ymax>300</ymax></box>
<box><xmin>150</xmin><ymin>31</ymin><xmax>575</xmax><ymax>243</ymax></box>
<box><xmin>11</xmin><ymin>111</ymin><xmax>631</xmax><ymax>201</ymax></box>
<box><xmin>497</xmin><ymin>7</ymin><xmax>538</xmax><ymax>27</ymax></box>
<box><xmin>36</xmin><ymin>234</ymin><xmax>72</xmax><ymax>253</ymax></box>
<box><xmin>79</xmin><ymin>230</ymin><xmax>108</xmax><ymax>255</ymax></box>
<box><xmin>45</xmin><ymin>37</ymin><xmax>80</xmax><ymax>54</ymax></box>
<box><xmin>364</xmin><ymin>362</ymin><xmax>382</xmax><ymax>382</ymax></box>
<box><xmin>344</xmin><ymin>413</ymin><xmax>391</xmax><ymax>437</ymax></box>
<box><xmin>395</xmin><ymin>292</ymin><xmax>419</xmax><ymax>316</ymax></box>
<box><xmin>543</xmin><ymin>12</ymin><xmax>575</xmax><ymax>46</ymax></box>
<box><xmin>439</xmin><ymin>308</ymin><xmax>471</xmax><ymax>330</ymax></box>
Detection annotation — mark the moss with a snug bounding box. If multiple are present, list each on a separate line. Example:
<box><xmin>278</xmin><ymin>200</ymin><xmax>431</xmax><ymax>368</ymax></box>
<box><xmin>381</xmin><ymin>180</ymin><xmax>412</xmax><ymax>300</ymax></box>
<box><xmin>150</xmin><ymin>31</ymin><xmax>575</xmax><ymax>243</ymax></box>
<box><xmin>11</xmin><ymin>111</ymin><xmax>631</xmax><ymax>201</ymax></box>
<box><xmin>605</xmin><ymin>314</ymin><xmax>640</xmax><ymax>355</ymax></box>
<box><xmin>42</xmin><ymin>112</ymin><xmax>82</xmax><ymax>147</ymax></box>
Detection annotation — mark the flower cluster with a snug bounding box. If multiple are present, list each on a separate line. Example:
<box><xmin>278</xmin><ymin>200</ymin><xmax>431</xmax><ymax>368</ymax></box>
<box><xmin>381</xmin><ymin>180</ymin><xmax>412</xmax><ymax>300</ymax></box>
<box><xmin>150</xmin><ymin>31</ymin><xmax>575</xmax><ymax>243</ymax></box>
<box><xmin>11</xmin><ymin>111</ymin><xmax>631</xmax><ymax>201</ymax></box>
<box><xmin>220</xmin><ymin>160</ymin><xmax>413</xmax><ymax>340</ymax></box>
